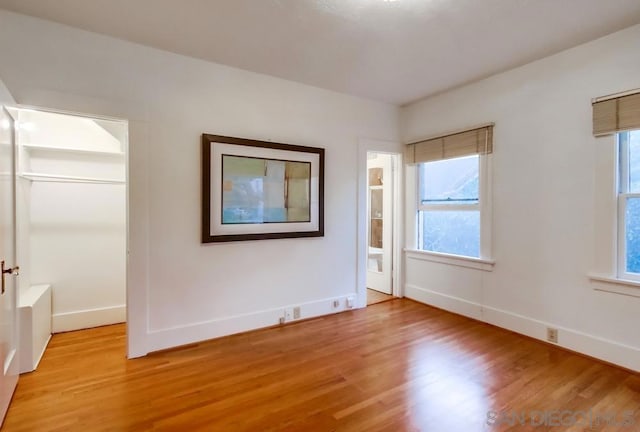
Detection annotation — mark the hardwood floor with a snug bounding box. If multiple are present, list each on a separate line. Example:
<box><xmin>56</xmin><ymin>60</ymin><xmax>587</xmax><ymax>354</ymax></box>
<box><xmin>366</xmin><ymin>288</ymin><xmax>394</xmax><ymax>305</ymax></box>
<box><xmin>4</xmin><ymin>299</ymin><xmax>639</xmax><ymax>431</ymax></box>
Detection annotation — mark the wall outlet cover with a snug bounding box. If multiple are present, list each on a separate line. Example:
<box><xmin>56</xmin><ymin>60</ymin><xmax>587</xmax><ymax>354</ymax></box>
<box><xmin>346</xmin><ymin>297</ymin><xmax>355</xmax><ymax>308</ymax></box>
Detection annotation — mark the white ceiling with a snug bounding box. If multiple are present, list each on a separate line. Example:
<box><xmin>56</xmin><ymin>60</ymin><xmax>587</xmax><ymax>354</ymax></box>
<box><xmin>1</xmin><ymin>0</ymin><xmax>639</xmax><ymax>105</ymax></box>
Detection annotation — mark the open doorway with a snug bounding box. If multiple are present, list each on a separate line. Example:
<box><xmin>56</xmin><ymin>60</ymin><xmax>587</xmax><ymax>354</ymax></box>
<box><xmin>366</xmin><ymin>153</ymin><xmax>394</xmax><ymax>305</ymax></box>
<box><xmin>358</xmin><ymin>144</ymin><xmax>401</xmax><ymax>307</ymax></box>
<box><xmin>10</xmin><ymin>106</ymin><xmax>128</xmax><ymax>372</ymax></box>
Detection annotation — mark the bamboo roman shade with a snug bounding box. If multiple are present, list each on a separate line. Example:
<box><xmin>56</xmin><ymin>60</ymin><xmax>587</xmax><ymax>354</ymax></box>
<box><xmin>405</xmin><ymin>124</ymin><xmax>494</xmax><ymax>164</ymax></box>
<box><xmin>592</xmin><ymin>90</ymin><xmax>640</xmax><ymax>136</ymax></box>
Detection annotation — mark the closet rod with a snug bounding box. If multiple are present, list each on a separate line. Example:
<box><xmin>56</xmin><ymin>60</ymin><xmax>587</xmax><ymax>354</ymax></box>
<box><xmin>19</xmin><ymin>172</ymin><xmax>125</xmax><ymax>185</ymax></box>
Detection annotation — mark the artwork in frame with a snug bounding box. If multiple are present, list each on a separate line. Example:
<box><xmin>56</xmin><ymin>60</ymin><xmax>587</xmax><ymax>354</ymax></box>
<box><xmin>202</xmin><ymin>134</ymin><xmax>325</xmax><ymax>243</ymax></box>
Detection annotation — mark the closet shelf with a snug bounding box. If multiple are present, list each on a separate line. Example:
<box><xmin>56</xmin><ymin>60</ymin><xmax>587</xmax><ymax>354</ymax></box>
<box><xmin>21</xmin><ymin>144</ymin><xmax>125</xmax><ymax>158</ymax></box>
<box><xmin>19</xmin><ymin>172</ymin><xmax>125</xmax><ymax>184</ymax></box>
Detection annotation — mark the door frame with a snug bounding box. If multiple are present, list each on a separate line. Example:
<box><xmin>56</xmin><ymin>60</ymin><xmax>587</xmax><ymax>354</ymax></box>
<box><xmin>356</xmin><ymin>138</ymin><xmax>403</xmax><ymax>308</ymax></box>
<box><xmin>365</xmin><ymin>152</ymin><xmax>393</xmax><ymax>295</ymax></box>
<box><xmin>5</xmin><ymin>88</ymin><xmax>150</xmax><ymax>358</ymax></box>
<box><xmin>7</xmin><ymin>103</ymin><xmax>133</xmax><ymax>346</ymax></box>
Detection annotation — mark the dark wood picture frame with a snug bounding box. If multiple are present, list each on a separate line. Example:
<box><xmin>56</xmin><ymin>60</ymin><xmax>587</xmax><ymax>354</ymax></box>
<box><xmin>202</xmin><ymin>134</ymin><xmax>325</xmax><ymax>243</ymax></box>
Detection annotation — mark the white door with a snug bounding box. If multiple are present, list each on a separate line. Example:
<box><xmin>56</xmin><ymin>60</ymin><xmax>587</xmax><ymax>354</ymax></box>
<box><xmin>366</xmin><ymin>153</ymin><xmax>393</xmax><ymax>294</ymax></box>
<box><xmin>0</xmin><ymin>106</ymin><xmax>19</xmax><ymax>425</ymax></box>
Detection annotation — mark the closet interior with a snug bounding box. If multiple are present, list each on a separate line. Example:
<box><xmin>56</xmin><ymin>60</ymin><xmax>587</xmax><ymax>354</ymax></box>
<box><xmin>11</xmin><ymin>108</ymin><xmax>127</xmax><ymax>372</ymax></box>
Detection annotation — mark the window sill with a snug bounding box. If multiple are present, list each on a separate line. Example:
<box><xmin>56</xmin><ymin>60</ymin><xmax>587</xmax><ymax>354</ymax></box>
<box><xmin>588</xmin><ymin>273</ymin><xmax>640</xmax><ymax>298</ymax></box>
<box><xmin>405</xmin><ymin>249</ymin><xmax>495</xmax><ymax>271</ymax></box>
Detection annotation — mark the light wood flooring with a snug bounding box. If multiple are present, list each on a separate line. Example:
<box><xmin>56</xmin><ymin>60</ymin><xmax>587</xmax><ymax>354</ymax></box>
<box><xmin>3</xmin><ymin>299</ymin><xmax>639</xmax><ymax>431</ymax></box>
<box><xmin>366</xmin><ymin>288</ymin><xmax>394</xmax><ymax>305</ymax></box>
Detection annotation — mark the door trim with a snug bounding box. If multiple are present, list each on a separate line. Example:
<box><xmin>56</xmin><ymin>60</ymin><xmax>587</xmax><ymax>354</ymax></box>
<box><xmin>356</xmin><ymin>139</ymin><xmax>403</xmax><ymax>308</ymax></box>
<box><xmin>366</xmin><ymin>153</ymin><xmax>393</xmax><ymax>295</ymax></box>
<box><xmin>6</xmin><ymin>91</ymin><xmax>151</xmax><ymax>358</ymax></box>
<box><xmin>5</xmin><ymin>103</ymin><xmax>142</xmax><ymax>356</ymax></box>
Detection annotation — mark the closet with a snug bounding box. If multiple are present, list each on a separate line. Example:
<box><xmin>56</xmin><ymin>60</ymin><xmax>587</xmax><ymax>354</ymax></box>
<box><xmin>12</xmin><ymin>108</ymin><xmax>127</xmax><ymax>372</ymax></box>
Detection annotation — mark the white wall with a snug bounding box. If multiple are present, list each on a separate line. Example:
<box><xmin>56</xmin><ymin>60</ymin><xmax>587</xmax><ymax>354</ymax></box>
<box><xmin>402</xmin><ymin>24</ymin><xmax>640</xmax><ymax>371</ymax></box>
<box><xmin>30</xmin><ymin>181</ymin><xmax>126</xmax><ymax>331</ymax></box>
<box><xmin>0</xmin><ymin>11</ymin><xmax>399</xmax><ymax>356</ymax></box>
<box><xmin>28</xmin><ymin>164</ymin><xmax>125</xmax><ymax>332</ymax></box>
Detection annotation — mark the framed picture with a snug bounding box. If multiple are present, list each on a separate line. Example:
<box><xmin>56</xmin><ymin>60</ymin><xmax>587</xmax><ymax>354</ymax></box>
<box><xmin>202</xmin><ymin>134</ymin><xmax>325</xmax><ymax>243</ymax></box>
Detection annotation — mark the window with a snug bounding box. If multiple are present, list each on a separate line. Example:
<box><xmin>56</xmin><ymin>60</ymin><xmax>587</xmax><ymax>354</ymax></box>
<box><xmin>618</xmin><ymin>129</ymin><xmax>640</xmax><ymax>280</ymax></box>
<box><xmin>592</xmin><ymin>89</ymin><xmax>640</xmax><ymax>287</ymax></box>
<box><xmin>417</xmin><ymin>154</ymin><xmax>484</xmax><ymax>257</ymax></box>
<box><xmin>406</xmin><ymin>124</ymin><xmax>493</xmax><ymax>259</ymax></box>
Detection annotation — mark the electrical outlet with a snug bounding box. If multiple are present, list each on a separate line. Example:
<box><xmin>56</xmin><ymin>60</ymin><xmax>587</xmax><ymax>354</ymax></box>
<box><xmin>293</xmin><ymin>306</ymin><xmax>301</xmax><ymax>320</ymax></box>
<box><xmin>332</xmin><ymin>300</ymin><xmax>340</xmax><ymax>308</ymax></box>
<box><xmin>547</xmin><ymin>327</ymin><xmax>558</xmax><ymax>343</ymax></box>
<box><xmin>284</xmin><ymin>308</ymin><xmax>293</xmax><ymax>322</ymax></box>
<box><xmin>346</xmin><ymin>296</ymin><xmax>355</xmax><ymax>309</ymax></box>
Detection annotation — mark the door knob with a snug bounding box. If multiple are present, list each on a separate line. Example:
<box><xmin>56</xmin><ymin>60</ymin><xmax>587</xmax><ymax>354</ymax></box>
<box><xmin>1</xmin><ymin>260</ymin><xmax>19</xmax><ymax>295</ymax></box>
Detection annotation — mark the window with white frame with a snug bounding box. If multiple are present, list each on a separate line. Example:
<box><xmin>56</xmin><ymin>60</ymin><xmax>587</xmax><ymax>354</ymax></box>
<box><xmin>418</xmin><ymin>155</ymin><xmax>481</xmax><ymax>257</ymax></box>
<box><xmin>593</xmin><ymin>89</ymin><xmax>640</xmax><ymax>282</ymax></box>
<box><xmin>617</xmin><ymin>129</ymin><xmax>640</xmax><ymax>280</ymax></box>
<box><xmin>406</xmin><ymin>124</ymin><xmax>493</xmax><ymax>259</ymax></box>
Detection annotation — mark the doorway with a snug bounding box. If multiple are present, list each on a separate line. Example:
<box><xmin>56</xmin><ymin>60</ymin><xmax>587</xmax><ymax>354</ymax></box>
<box><xmin>10</xmin><ymin>106</ymin><xmax>128</xmax><ymax>367</ymax></box>
<box><xmin>361</xmin><ymin>148</ymin><xmax>401</xmax><ymax>306</ymax></box>
<box><xmin>366</xmin><ymin>153</ymin><xmax>392</xmax><ymax>299</ymax></box>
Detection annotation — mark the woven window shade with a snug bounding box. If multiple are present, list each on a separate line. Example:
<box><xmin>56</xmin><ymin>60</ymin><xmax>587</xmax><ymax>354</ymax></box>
<box><xmin>405</xmin><ymin>124</ymin><xmax>494</xmax><ymax>164</ymax></box>
<box><xmin>592</xmin><ymin>90</ymin><xmax>640</xmax><ymax>136</ymax></box>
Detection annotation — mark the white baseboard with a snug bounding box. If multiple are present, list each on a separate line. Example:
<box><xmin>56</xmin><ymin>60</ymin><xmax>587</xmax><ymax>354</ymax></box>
<box><xmin>52</xmin><ymin>304</ymin><xmax>126</xmax><ymax>333</ymax></box>
<box><xmin>405</xmin><ymin>284</ymin><xmax>483</xmax><ymax>321</ymax></box>
<box><xmin>147</xmin><ymin>295</ymin><xmax>357</xmax><ymax>353</ymax></box>
<box><xmin>405</xmin><ymin>284</ymin><xmax>640</xmax><ymax>372</ymax></box>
